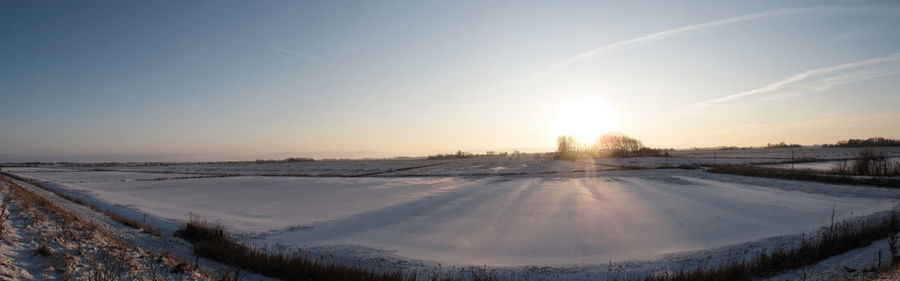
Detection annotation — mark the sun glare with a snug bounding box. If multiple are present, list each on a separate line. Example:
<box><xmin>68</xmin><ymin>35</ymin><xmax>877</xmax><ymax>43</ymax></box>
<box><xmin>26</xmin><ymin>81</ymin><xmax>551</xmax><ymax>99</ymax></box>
<box><xmin>553</xmin><ymin>98</ymin><xmax>622</xmax><ymax>143</ymax></box>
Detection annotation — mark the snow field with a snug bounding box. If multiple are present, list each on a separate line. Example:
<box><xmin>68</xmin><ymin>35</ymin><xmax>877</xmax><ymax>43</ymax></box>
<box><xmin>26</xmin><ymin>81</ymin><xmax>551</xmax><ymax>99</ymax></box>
<box><xmin>12</xmin><ymin>169</ymin><xmax>898</xmax><ymax>267</ymax></box>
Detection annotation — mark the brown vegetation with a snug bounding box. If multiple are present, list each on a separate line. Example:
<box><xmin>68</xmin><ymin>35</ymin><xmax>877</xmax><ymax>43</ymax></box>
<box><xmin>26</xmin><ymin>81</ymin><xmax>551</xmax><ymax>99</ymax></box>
<box><xmin>33</xmin><ymin>244</ymin><xmax>53</xmax><ymax>256</ymax></box>
<box><xmin>639</xmin><ymin>211</ymin><xmax>898</xmax><ymax>281</ymax></box>
<box><xmin>832</xmin><ymin>149</ymin><xmax>900</xmax><ymax>176</ymax></box>
<box><xmin>175</xmin><ymin>217</ymin><xmax>412</xmax><ymax>281</ymax></box>
<box><xmin>0</xmin><ymin>171</ymin><xmax>162</xmax><ymax>236</ymax></box>
<box><xmin>709</xmin><ymin>165</ymin><xmax>900</xmax><ymax>188</ymax></box>
<box><xmin>0</xmin><ymin>174</ymin><xmax>242</xmax><ymax>280</ymax></box>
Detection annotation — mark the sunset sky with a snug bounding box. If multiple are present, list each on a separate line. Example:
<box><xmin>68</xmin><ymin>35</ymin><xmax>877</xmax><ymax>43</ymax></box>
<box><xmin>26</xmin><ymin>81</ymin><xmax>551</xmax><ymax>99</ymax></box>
<box><xmin>2</xmin><ymin>1</ymin><xmax>900</xmax><ymax>161</ymax></box>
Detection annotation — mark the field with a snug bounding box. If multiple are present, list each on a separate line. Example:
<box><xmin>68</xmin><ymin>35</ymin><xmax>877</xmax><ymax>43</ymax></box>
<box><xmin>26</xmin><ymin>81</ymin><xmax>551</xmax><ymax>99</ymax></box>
<box><xmin>5</xmin><ymin>148</ymin><xmax>900</xmax><ymax>280</ymax></box>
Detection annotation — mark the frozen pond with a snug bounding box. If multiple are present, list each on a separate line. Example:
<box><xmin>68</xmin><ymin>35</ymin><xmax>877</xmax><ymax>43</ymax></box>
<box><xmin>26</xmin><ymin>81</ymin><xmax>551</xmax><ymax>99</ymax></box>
<box><xmin>12</xmin><ymin>168</ymin><xmax>898</xmax><ymax>267</ymax></box>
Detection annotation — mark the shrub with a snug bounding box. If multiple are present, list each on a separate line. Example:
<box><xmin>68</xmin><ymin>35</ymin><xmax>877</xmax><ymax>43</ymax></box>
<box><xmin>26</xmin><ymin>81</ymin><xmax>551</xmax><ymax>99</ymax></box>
<box><xmin>642</xmin><ymin>211</ymin><xmax>898</xmax><ymax>281</ymax></box>
<box><xmin>711</xmin><ymin>165</ymin><xmax>900</xmax><ymax>187</ymax></box>
<box><xmin>832</xmin><ymin>149</ymin><xmax>900</xmax><ymax>176</ymax></box>
<box><xmin>175</xmin><ymin>217</ymin><xmax>410</xmax><ymax>281</ymax></box>
<box><xmin>34</xmin><ymin>244</ymin><xmax>53</xmax><ymax>256</ymax></box>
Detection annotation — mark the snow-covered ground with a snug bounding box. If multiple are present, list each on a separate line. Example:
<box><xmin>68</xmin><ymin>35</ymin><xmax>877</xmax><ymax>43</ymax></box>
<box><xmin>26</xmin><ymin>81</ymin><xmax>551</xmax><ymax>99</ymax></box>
<box><xmin>766</xmin><ymin>237</ymin><xmax>890</xmax><ymax>281</ymax></box>
<box><xmin>6</xmin><ymin>170</ymin><xmax>201</xmax><ymax>183</ymax></box>
<box><xmin>10</xmin><ymin>168</ymin><xmax>898</xmax><ymax>270</ymax></box>
<box><xmin>0</xmin><ymin>176</ymin><xmax>217</xmax><ymax>280</ymax></box>
<box><xmin>36</xmin><ymin>157</ymin><xmax>626</xmax><ymax>177</ymax></box>
<box><xmin>269</xmin><ymin>171</ymin><xmax>894</xmax><ymax>266</ymax></box>
<box><xmin>2</xmin><ymin>167</ymin><xmax>79</xmax><ymax>173</ymax></box>
<box><xmin>1</xmin><ymin>155</ymin><xmax>783</xmax><ymax>177</ymax></box>
<box><xmin>2</xmin><ymin>149</ymin><xmax>788</xmax><ymax>178</ymax></box>
<box><xmin>14</xmin><ymin>147</ymin><xmax>896</xmax><ymax>178</ymax></box>
<box><xmin>7</xmin><ymin>151</ymin><xmax>900</xmax><ymax>280</ymax></box>
<box><xmin>6</xmin><ymin>147</ymin><xmax>900</xmax><ymax>178</ymax></box>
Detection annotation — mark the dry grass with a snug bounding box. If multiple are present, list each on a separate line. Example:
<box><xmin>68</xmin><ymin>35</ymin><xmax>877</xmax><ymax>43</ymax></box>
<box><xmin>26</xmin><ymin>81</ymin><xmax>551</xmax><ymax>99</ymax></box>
<box><xmin>832</xmin><ymin>149</ymin><xmax>900</xmax><ymax>177</ymax></box>
<box><xmin>0</xmin><ymin>171</ymin><xmax>163</xmax><ymax>236</ymax></box>
<box><xmin>0</xmin><ymin>174</ymin><xmax>215</xmax><ymax>280</ymax></box>
<box><xmin>709</xmin><ymin>165</ymin><xmax>900</xmax><ymax>188</ymax></box>
<box><xmin>175</xmin><ymin>217</ymin><xmax>414</xmax><ymax>281</ymax></box>
<box><xmin>637</xmin><ymin>211</ymin><xmax>898</xmax><ymax>281</ymax></box>
<box><xmin>0</xmin><ymin>201</ymin><xmax>9</xmax><ymax>238</ymax></box>
<box><xmin>33</xmin><ymin>244</ymin><xmax>53</xmax><ymax>256</ymax></box>
<box><xmin>101</xmin><ymin>209</ymin><xmax>163</xmax><ymax>237</ymax></box>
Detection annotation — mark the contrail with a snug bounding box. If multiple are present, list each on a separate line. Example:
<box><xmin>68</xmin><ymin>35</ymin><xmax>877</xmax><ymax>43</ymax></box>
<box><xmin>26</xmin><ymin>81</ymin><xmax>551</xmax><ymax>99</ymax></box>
<box><xmin>269</xmin><ymin>46</ymin><xmax>349</xmax><ymax>70</ymax></box>
<box><xmin>685</xmin><ymin>52</ymin><xmax>900</xmax><ymax>111</ymax></box>
<box><xmin>549</xmin><ymin>6</ymin><xmax>877</xmax><ymax>70</ymax></box>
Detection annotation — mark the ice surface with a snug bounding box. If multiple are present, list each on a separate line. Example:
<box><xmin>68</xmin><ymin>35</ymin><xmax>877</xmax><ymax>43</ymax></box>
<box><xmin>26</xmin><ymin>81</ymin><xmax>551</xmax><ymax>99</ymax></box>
<box><xmin>266</xmin><ymin>172</ymin><xmax>895</xmax><ymax>266</ymax></box>
<box><xmin>13</xmin><ymin>168</ymin><xmax>897</xmax><ymax>267</ymax></box>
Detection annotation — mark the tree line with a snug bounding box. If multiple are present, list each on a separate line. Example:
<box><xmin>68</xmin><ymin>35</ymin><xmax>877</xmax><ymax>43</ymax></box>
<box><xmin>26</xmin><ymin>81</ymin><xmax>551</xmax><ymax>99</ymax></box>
<box><xmin>822</xmin><ymin>137</ymin><xmax>900</xmax><ymax>148</ymax></box>
<box><xmin>765</xmin><ymin>141</ymin><xmax>802</xmax><ymax>148</ymax></box>
<box><xmin>556</xmin><ymin>133</ymin><xmax>666</xmax><ymax>160</ymax></box>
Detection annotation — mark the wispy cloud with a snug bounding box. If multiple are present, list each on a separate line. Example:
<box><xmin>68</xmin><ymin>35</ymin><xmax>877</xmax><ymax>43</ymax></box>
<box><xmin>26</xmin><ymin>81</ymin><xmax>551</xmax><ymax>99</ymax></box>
<box><xmin>686</xmin><ymin>52</ymin><xmax>900</xmax><ymax>111</ymax></box>
<box><xmin>549</xmin><ymin>6</ymin><xmax>895</xmax><ymax>70</ymax></box>
<box><xmin>269</xmin><ymin>46</ymin><xmax>349</xmax><ymax>70</ymax></box>
<box><xmin>689</xmin><ymin>112</ymin><xmax>900</xmax><ymax>145</ymax></box>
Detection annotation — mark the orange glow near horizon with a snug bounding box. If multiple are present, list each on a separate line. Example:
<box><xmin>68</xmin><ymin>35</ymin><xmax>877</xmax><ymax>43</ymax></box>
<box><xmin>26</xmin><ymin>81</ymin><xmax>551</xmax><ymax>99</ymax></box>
<box><xmin>553</xmin><ymin>98</ymin><xmax>622</xmax><ymax>144</ymax></box>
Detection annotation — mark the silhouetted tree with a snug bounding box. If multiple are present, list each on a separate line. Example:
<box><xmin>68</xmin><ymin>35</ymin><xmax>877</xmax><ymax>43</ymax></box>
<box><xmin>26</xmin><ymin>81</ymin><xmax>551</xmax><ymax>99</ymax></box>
<box><xmin>592</xmin><ymin>133</ymin><xmax>662</xmax><ymax>157</ymax></box>
<box><xmin>555</xmin><ymin>133</ymin><xmax>663</xmax><ymax>160</ymax></box>
<box><xmin>555</xmin><ymin>135</ymin><xmax>578</xmax><ymax>160</ymax></box>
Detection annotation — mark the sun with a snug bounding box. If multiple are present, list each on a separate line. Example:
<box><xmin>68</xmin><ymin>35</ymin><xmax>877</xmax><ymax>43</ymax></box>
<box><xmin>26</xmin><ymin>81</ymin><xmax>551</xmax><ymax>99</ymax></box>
<box><xmin>553</xmin><ymin>98</ymin><xmax>622</xmax><ymax>143</ymax></box>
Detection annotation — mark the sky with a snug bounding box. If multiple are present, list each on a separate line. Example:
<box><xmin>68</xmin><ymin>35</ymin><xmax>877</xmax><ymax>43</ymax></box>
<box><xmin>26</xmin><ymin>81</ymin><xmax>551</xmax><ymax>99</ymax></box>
<box><xmin>2</xmin><ymin>1</ymin><xmax>900</xmax><ymax>162</ymax></box>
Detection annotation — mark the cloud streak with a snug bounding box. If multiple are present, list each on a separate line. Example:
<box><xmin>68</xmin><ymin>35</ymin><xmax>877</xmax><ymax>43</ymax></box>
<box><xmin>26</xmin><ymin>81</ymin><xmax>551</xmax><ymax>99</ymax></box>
<box><xmin>686</xmin><ymin>52</ymin><xmax>900</xmax><ymax>111</ymax></box>
<box><xmin>549</xmin><ymin>6</ymin><xmax>897</xmax><ymax>70</ymax></box>
<box><xmin>269</xmin><ymin>46</ymin><xmax>349</xmax><ymax>70</ymax></box>
<box><xmin>550</xmin><ymin>8</ymin><xmax>821</xmax><ymax>70</ymax></box>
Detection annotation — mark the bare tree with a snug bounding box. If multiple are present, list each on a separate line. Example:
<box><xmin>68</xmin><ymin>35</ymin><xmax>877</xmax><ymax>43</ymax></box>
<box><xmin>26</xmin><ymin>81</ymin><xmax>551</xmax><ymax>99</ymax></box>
<box><xmin>555</xmin><ymin>135</ymin><xmax>578</xmax><ymax>160</ymax></box>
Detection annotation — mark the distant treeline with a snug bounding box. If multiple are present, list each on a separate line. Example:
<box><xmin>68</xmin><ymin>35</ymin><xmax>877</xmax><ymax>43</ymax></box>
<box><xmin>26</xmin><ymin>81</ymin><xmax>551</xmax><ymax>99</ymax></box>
<box><xmin>427</xmin><ymin>150</ymin><xmax>475</xmax><ymax>160</ymax></box>
<box><xmin>556</xmin><ymin>133</ymin><xmax>666</xmax><ymax>161</ymax></box>
<box><xmin>427</xmin><ymin>150</ymin><xmax>534</xmax><ymax>160</ymax></box>
<box><xmin>252</xmin><ymin>157</ymin><xmax>315</xmax><ymax>163</ymax></box>
<box><xmin>765</xmin><ymin>141</ymin><xmax>802</xmax><ymax>149</ymax></box>
<box><xmin>217</xmin><ymin>157</ymin><xmax>317</xmax><ymax>164</ymax></box>
<box><xmin>718</xmin><ymin>146</ymin><xmax>753</xmax><ymax>151</ymax></box>
<box><xmin>822</xmin><ymin>137</ymin><xmax>900</xmax><ymax>148</ymax></box>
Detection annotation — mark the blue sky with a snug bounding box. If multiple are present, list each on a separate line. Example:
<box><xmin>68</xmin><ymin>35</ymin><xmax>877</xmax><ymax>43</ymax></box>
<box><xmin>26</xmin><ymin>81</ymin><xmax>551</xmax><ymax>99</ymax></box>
<box><xmin>2</xmin><ymin>1</ymin><xmax>900</xmax><ymax>161</ymax></box>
